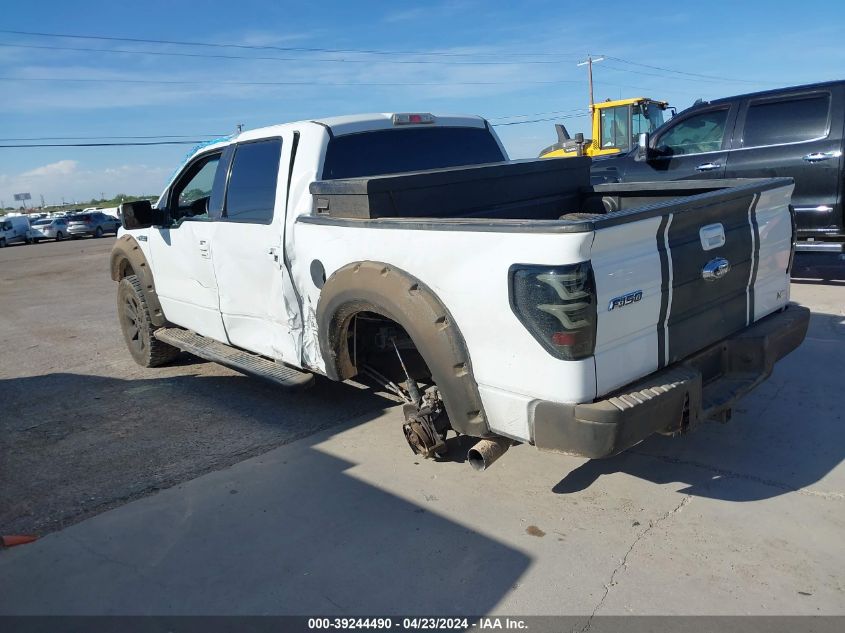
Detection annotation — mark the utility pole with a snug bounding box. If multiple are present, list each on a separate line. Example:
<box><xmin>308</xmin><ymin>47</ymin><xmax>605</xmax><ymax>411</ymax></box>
<box><xmin>577</xmin><ymin>55</ymin><xmax>605</xmax><ymax>112</ymax></box>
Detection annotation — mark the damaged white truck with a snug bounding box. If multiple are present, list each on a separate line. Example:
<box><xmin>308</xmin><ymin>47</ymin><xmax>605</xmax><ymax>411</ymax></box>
<box><xmin>112</xmin><ymin>112</ymin><xmax>809</xmax><ymax>470</ymax></box>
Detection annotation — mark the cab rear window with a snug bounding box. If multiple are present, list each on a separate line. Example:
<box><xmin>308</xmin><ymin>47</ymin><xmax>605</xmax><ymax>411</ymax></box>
<box><xmin>322</xmin><ymin>127</ymin><xmax>505</xmax><ymax>180</ymax></box>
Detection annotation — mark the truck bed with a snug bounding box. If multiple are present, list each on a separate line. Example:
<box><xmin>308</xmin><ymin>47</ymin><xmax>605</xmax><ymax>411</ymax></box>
<box><xmin>309</xmin><ymin>157</ymin><xmax>794</xmax><ymax>227</ymax></box>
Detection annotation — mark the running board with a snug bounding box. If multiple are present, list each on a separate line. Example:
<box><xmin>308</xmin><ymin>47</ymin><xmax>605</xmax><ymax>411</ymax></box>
<box><xmin>154</xmin><ymin>327</ymin><xmax>314</xmax><ymax>389</ymax></box>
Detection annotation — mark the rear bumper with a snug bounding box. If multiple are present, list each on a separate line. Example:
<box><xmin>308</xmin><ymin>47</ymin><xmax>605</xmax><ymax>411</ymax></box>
<box><xmin>531</xmin><ymin>304</ymin><xmax>810</xmax><ymax>458</ymax></box>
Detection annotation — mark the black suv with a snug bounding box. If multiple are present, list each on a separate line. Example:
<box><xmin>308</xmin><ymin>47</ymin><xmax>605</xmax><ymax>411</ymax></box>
<box><xmin>591</xmin><ymin>81</ymin><xmax>845</xmax><ymax>253</ymax></box>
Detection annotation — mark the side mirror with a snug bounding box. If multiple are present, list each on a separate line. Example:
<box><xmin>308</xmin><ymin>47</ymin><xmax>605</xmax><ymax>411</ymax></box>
<box><xmin>635</xmin><ymin>133</ymin><xmax>650</xmax><ymax>161</ymax></box>
<box><xmin>574</xmin><ymin>132</ymin><xmax>585</xmax><ymax>157</ymax></box>
<box><xmin>120</xmin><ymin>200</ymin><xmax>154</xmax><ymax>230</ymax></box>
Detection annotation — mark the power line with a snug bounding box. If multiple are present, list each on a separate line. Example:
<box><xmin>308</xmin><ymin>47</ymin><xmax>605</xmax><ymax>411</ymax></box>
<box><xmin>0</xmin><ymin>41</ymin><xmax>573</xmax><ymax>66</ymax></box>
<box><xmin>0</xmin><ymin>29</ymin><xmax>579</xmax><ymax>59</ymax></box>
<box><xmin>0</xmin><ymin>134</ymin><xmax>221</xmax><ymax>141</ymax></box>
<box><xmin>603</xmin><ymin>55</ymin><xmax>779</xmax><ymax>85</ymax></box>
<box><xmin>492</xmin><ymin>113</ymin><xmax>589</xmax><ymax>127</ymax></box>
<box><xmin>0</xmin><ymin>76</ymin><xmax>582</xmax><ymax>87</ymax></box>
<box><xmin>0</xmin><ymin>140</ymin><xmax>209</xmax><ymax>148</ymax></box>
<box><xmin>488</xmin><ymin>107</ymin><xmax>589</xmax><ymax>121</ymax></box>
<box><xmin>601</xmin><ymin>61</ymin><xmax>750</xmax><ymax>86</ymax></box>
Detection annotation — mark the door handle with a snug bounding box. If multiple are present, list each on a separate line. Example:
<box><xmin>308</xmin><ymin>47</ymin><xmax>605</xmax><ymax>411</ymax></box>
<box><xmin>696</xmin><ymin>162</ymin><xmax>721</xmax><ymax>171</ymax></box>
<box><xmin>198</xmin><ymin>239</ymin><xmax>210</xmax><ymax>259</ymax></box>
<box><xmin>803</xmin><ymin>151</ymin><xmax>841</xmax><ymax>163</ymax></box>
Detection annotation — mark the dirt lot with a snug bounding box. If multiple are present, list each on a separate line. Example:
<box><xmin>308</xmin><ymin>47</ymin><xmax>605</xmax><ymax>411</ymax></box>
<box><xmin>0</xmin><ymin>240</ymin><xmax>843</xmax><ymax>616</ymax></box>
<box><xmin>0</xmin><ymin>237</ymin><xmax>387</xmax><ymax>535</ymax></box>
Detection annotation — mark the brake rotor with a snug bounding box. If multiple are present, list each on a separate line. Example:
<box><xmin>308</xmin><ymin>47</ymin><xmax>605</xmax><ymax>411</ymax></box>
<box><xmin>403</xmin><ymin>416</ymin><xmax>446</xmax><ymax>459</ymax></box>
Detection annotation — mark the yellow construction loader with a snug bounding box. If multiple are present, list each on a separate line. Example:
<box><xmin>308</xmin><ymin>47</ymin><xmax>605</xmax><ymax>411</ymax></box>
<box><xmin>540</xmin><ymin>97</ymin><xmax>671</xmax><ymax>158</ymax></box>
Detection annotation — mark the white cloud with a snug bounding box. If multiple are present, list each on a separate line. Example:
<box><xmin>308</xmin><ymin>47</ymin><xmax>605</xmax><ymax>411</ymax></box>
<box><xmin>20</xmin><ymin>160</ymin><xmax>78</xmax><ymax>178</ymax></box>
<box><xmin>0</xmin><ymin>160</ymin><xmax>169</xmax><ymax>207</ymax></box>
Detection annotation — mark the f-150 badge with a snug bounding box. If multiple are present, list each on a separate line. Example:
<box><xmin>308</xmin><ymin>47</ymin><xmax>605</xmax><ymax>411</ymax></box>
<box><xmin>608</xmin><ymin>290</ymin><xmax>643</xmax><ymax>311</ymax></box>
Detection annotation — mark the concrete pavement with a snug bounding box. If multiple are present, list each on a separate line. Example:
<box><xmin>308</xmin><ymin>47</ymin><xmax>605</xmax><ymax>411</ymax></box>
<box><xmin>0</xmin><ymin>251</ymin><xmax>842</xmax><ymax>616</ymax></box>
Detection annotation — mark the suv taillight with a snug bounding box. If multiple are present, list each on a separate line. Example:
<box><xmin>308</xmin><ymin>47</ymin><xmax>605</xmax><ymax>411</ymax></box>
<box><xmin>509</xmin><ymin>262</ymin><xmax>597</xmax><ymax>360</ymax></box>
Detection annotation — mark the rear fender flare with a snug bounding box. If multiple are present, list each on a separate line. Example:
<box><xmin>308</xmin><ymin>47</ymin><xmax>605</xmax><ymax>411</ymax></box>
<box><xmin>316</xmin><ymin>261</ymin><xmax>490</xmax><ymax>437</ymax></box>
<box><xmin>110</xmin><ymin>234</ymin><xmax>166</xmax><ymax>327</ymax></box>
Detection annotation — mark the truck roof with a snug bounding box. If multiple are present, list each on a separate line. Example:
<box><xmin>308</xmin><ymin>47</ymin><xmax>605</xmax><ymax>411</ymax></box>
<box><xmin>690</xmin><ymin>79</ymin><xmax>844</xmax><ymax>110</ymax></box>
<box><xmin>204</xmin><ymin>112</ymin><xmax>488</xmax><ymax>150</ymax></box>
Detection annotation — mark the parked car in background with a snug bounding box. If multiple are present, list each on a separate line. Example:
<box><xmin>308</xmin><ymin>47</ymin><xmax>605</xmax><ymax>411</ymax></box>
<box><xmin>30</xmin><ymin>217</ymin><xmax>69</xmax><ymax>242</ymax></box>
<box><xmin>0</xmin><ymin>216</ymin><xmax>33</xmax><ymax>247</ymax></box>
<box><xmin>591</xmin><ymin>80</ymin><xmax>845</xmax><ymax>254</ymax></box>
<box><xmin>67</xmin><ymin>211</ymin><xmax>121</xmax><ymax>238</ymax></box>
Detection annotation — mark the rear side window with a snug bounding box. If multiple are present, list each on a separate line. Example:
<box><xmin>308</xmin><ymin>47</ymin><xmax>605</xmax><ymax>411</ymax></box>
<box><xmin>225</xmin><ymin>139</ymin><xmax>282</xmax><ymax>223</ymax></box>
<box><xmin>742</xmin><ymin>93</ymin><xmax>830</xmax><ymax>147</ymax></box>
<box><xmin>322</xmin><ymin>127</ymin><xmax>505</xmax><ymax>180</ymax></box>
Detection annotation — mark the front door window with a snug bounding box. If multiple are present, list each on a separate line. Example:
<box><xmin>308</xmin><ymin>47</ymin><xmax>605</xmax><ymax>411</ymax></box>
<box><xmin>655</xmin><ymin>109</ymin><xmax>729</xmax><ymax>156</ymax></box>
<box><xmin>169</xmin><ymin>154</ymin><xmax>221</xmax><ymax>223</ymax></box>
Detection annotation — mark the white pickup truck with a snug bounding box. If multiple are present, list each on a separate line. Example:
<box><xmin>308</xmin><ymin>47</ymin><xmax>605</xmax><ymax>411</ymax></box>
<box><xmin>112</xmin><ymin>112</ymin><xmax>809</xmax><ymax>470</ymax></box>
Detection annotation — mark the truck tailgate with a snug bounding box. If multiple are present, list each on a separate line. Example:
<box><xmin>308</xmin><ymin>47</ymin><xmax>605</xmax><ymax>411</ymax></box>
<box><xmin>589</xmin><ymin>179</ymin><xmax>795</xmax><ymax>397</ymax></box>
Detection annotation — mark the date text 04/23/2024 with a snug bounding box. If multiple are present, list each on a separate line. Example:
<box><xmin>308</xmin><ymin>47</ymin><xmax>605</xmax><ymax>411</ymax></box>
<box><xmin>307</xmin><ymin>617</ymin><xmax>528</xmax><ymax>630</ymax></box>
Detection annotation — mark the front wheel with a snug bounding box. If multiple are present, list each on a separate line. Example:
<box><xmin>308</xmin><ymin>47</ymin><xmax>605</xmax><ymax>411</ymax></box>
<box><xmin>117</xmin><ymin>275</ymin><xmax>179</xmax><ymax>367</ymax></box>
<box><xmin>56</xmin><ymin>232</ymin><xmax>64</xmax><ymax>241</ymax></box>
<box><xmin>0</xmin><ymin>238</ymin><xmax>6</xmax><ymax>248</ymax></box>
<box><xmin>94</xmin><ymin>227</ymin><xmax>104</xmax><ymax>238</ymax></box>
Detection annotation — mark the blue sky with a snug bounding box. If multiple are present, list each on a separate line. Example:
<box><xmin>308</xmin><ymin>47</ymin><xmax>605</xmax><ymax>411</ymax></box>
<box><xmin>1</xmin><ymin>0</ymin><xmax>843</xmax><ymax>206</ymax></box>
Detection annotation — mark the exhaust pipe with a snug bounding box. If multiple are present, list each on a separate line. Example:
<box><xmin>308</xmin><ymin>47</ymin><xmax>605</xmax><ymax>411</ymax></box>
<box><xmin>467</xmin><ymin>437</ymin><xmax>511</xmax><ymax>471</ymax></box>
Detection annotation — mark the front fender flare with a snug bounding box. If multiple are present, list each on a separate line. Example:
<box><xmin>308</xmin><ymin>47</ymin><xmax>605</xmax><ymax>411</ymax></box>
<box><xmin>316</xmin><ymin>261</ymin><xmax>490</xmax><ymax>437</ymax></box>
<box><xmin>110</xmin><ymin>234</ymin><xmax>166</xmax><ymax>327</ymax></box>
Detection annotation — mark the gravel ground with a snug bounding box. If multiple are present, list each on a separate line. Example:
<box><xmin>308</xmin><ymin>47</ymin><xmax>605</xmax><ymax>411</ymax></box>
<box><xmin>0</xmin><ymin>237</ymin><xmax>387</xmax><ymax>535</ymax></box>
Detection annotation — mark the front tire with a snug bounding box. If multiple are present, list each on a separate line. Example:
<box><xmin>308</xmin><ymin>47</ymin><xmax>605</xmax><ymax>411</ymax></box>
<box><xmin>56</xmin><ymin>232</ymin><xmax>65</xmax><ymax>241</ymax></box>
<box><xmin>117</xmin><ymin>275</ymin><xmax>179</xmax><ymax>367</ymax></box>
<box><xmin>94</xmin><ymin>227</ymin><xmax>104</xmax><ymax>238</ymax></box>
<box><xmin>0</xmin><ymin>238</ymin><xmax>6</xmax><ymax>248</ymax></box>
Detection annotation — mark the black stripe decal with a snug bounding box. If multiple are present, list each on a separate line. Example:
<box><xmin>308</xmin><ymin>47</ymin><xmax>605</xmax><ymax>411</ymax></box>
<box><xmin>656</xmin><ymin>213</ymin><xmax>672</xmax><ymax>368</ymax></box>
<box><xmin>747</xmin><ymin>193</ymin><xmax>761</xmax><ymax>325</ymax></box>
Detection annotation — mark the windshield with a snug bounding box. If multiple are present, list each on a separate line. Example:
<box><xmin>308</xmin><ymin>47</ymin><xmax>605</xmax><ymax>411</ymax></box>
<box><xmin>0</xmin><ymin>221</ymin><xmax>9</xmax><ymax>231</ymax></box>
<box><xmin>322</xmin><ymin>126</ymin><xmax>505</xmax><ymax>180</ymax></box>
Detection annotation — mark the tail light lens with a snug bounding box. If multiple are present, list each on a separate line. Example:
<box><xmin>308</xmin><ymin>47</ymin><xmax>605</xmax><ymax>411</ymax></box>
<box><xmin>787</xmin><ymin>204</ymin><xmax>797</xmax><ymax>273</ymax></box>
<box><xmin>509</xmin><ymin>262</ymin><xmax>597</xmax><ymax>360</ymax></box>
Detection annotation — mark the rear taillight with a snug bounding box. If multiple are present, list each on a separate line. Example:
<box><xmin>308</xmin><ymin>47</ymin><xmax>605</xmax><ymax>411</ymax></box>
<box><xmin>787</xmin><ymin>204</ymin><xmax>797</xmax><ymax>273</ymax></box>
<box><xmin>509</xmin><ymin>262</ymin><xmax>597</xmax><ymax>360</ymax></box>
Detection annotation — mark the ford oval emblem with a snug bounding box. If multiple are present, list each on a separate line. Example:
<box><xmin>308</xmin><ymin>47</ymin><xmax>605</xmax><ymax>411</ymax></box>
<box><xmin>702</xmin><ymin>257</ymin><xmax>730</xmax><ymax>281</ymax></box>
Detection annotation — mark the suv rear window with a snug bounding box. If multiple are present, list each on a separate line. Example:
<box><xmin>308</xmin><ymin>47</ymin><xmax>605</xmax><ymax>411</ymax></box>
<box><xmin>743</xmin><ymin>93</ymin><xmax>830</xmax><ymax>147</ymax></box>
<box><xmin>322</xmin><ymin>127</ymin><xmax>505</xmax><ymax>180</ymax></box>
